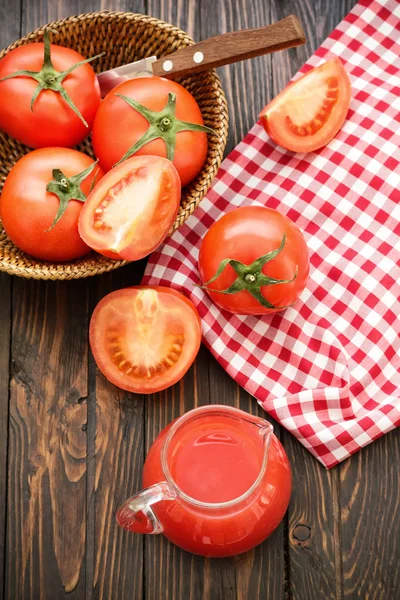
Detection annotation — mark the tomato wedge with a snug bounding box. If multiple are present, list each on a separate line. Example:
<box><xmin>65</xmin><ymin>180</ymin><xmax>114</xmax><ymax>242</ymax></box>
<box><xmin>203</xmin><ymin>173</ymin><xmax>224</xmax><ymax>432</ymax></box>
<box><xmin>79</xmin><ymin>156</ymin><xmax>181</xmax><ymax>260</ymax></box>
<box><xmin>259</xmin><ymin>58</ymin><xmax>351</xmax><ymax>153</ymax></box>
<box><xmin>90</xmin><ymin>287</ymin><xmax>202</xmax><ymax>394</ymax></box>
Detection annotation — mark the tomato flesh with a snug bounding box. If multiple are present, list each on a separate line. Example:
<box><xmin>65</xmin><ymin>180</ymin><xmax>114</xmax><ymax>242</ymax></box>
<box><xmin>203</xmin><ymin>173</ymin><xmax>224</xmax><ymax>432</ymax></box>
<box><xmin>79</xmin><ymin>156</ymin><xmax>181</xmax><ymax>261</ymax></box>
<box><xmin>90</xmin><ymin>287</ymin><xmax>202</xmax><ymax>394</ymax></box>
<box><xmin>259</xmin><ymin>58</ymin><xmax>351</xmax><ymax>153</ymax></box>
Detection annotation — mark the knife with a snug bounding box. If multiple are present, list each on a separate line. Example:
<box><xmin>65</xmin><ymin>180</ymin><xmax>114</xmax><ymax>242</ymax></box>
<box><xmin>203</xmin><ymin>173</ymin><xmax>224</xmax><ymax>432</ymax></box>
<box><xmin>97</xmin><ymin>15</ymin><xmax>306</xmax><ymax>98</ymax></box>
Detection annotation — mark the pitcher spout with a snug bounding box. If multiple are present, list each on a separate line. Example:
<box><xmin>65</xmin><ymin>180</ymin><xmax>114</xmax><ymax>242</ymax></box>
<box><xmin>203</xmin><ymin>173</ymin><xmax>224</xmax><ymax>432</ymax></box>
<box><xmin>245</xmin><ymin>414</ymin><xmax>274</xmax><ymax>439</ymax></box>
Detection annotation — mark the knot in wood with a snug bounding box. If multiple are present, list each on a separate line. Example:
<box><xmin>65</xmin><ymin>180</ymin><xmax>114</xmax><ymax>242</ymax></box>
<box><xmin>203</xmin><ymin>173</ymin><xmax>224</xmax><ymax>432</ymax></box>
<box><xmin>292</xmin><ymin>524</ymin><xmax>311</xmax><ymax>542</ymax></box>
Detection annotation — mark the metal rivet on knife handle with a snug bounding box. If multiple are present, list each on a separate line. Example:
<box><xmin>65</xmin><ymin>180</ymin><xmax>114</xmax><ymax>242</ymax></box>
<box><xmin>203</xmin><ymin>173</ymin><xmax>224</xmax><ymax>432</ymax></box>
<box><xmin>163</xmin><ymin>60</ymin><xmax>173</xmax><ymax>72</ymax></box>
<box><xmin>193</xmin><ymin>51</ymin><xmax>204</xmax><ymax>64</ymax></box>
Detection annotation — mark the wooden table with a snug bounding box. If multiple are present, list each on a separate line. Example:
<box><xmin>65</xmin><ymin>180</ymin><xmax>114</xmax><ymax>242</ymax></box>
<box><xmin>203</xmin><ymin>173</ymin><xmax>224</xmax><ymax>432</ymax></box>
<box><xmin>1</xmin><ymin>0</ymin><xmax>399</xmax><ymax>598</ymax></box>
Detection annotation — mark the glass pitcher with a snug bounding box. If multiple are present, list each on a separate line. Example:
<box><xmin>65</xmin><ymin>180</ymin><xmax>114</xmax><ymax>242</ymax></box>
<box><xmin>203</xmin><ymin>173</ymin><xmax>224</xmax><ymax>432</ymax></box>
<box><xmin>117</xmin><ymin>405</ymin><xmax>291</xmax><ymax>557</ymax></box>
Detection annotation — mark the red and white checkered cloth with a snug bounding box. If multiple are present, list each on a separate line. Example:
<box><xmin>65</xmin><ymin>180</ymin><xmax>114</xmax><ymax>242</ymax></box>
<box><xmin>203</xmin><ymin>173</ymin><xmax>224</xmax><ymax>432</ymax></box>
<box><xmin>142</xmin><ymin>0</ymin><xmax>400</xmax><ymax>468</ymax></box>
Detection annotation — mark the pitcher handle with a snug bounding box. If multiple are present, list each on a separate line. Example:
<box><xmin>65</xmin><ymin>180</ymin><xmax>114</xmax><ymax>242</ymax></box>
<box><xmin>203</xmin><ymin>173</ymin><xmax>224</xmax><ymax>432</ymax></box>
<box><xmin>116</xmin><ymin>482</ymin><xmax>176</xmax><ymax>534</ymax></box>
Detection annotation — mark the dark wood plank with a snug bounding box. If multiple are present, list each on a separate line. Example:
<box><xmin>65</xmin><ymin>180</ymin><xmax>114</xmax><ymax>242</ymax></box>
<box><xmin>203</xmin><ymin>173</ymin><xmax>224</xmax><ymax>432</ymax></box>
<box><xmin>340</xmin><ymin>430</ymin><xmax>400</xmax><ymax>599</ymax></box>
<box><xmin>75</xmin><ymin>2</ymin><xmax>147</xmax><ymax>597</ymax></box>
<box><xmin>17</xmin><ymin>2</ymin><xmax>148</xmax><ymax>599</ymax></box>
<box><xmin>268</xmin><ymin>1</ymin><xmax>357</xmax><ymax>599</ymax></box>
<box><xmin>0</xmin><ymin>274</ymin><xmax>12</xmax><ymax>600</ymax></box>
<box><xmin>87</xmin><ymin>265</ymin><xmax>146</xmax><ymax>600</ymax></box>
<box><xmin>6</xmin><ymin>279</ymin><xmax>89</xmax><ymax>599</ymax></box>
<box><xmin>0</xmin><ymin>2</ymin><xmax>21</xmax><ymax>597</ymax></box>
<box><xmin>5</xmin><ymin>2</ymin><xmax>98</xmax><ymax>598</ymax></box>
<box><xmin>147</xmin><ymin>0</ymin><xmax>199</xmax><ymax>39</ymax></box>
<box><xmin>284</xmin><ymin>444</ymin><xmax>342</xmax><ymax>600</ymax></box>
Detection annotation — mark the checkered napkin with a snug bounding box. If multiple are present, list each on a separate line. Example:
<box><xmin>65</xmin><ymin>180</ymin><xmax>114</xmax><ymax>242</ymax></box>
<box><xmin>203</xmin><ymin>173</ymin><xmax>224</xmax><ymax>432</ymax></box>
<box><xmin>142</xmin><ymin>0</ymin><xmax>400</xmax><ymax>468</ymax></box>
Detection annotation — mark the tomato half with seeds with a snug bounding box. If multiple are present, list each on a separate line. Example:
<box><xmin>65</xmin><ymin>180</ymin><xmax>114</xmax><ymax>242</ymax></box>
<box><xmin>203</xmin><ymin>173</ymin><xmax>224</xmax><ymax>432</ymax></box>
<box><xmin>79</xmin><ymin>155</ymin><xmax>181</xmax><ymax>261</ymax></box>
<box><xmin>259</xmin><ymin>58</ymin><xmax>351</xmax><ymax>153</ymax></box>
<box><xmin>198</xmin><ymin>206</ymin><xmax>309</xmax><ymax>315</ymax></box>
<box><xmin>90</xmin><ymin>286</ymin><xmax>202</xmax><ymax>394</ymax></box>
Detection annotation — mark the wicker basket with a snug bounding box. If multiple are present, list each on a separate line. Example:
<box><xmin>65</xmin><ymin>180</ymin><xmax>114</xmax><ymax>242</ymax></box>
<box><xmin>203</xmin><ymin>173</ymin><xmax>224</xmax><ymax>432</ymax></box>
<box><xmin>0</xmin><ymin>12</ymin><xmax>228</xmax><ymax>280</ymax></box>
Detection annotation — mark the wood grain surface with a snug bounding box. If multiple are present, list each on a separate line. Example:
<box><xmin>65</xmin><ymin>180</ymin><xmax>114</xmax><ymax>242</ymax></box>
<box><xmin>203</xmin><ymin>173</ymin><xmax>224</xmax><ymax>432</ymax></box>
<box><xmin>1</xmin><ymin>0</ymin><xmax>400</xmax><ymax>599</ymax></box>
<box><xmin>0</xmin><ymin>2</ymin><xmax>20</xmax><ymax>595</ymax></box>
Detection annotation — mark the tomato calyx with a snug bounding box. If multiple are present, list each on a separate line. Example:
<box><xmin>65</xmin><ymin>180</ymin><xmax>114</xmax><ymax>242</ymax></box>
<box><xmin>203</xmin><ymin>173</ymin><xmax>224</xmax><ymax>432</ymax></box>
<box><xmin>200</xmin><ymin>234</ymin><xmax>298</xmax><ymax>310</ymax></box>
<box><xmin>114</xmin><ymin>92</ymin><xmax>215</xmax><ymax>166</ymax></box>
<box><xmin>0</xmin><ymin>30</ymin><xmax>104</xmax><ymax>127</ymax></box>
<box><xmin>46</xmin><ymin>159</ymin><xmax>99</xmax><ymax>230</ymax></box>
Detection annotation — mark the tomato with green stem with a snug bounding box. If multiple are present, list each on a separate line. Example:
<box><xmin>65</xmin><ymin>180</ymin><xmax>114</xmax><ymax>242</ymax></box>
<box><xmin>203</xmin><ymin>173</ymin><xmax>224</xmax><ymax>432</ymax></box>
<box><xmin>90</xmin><ymin>286</ymin><xmax>202</xmax><ymax>394</ymax></box>
<box><xmin>0</xmin><ymin>148</ymin><xmax>103</xmax><ymax>262</ymax></box>
<box><xmin>92</xmin><ymin>77</ymin><xmax>214</xmax><ymax>187</ymax></box>
<box><xmin>198</xmin><ymin>206</ymin><xmax>309</xmax><ymax>315</ymax></box>
<box><xmin>0</xmin><ymin>30</ymin><xmax>103</xmax><ymax>148</ymax></box>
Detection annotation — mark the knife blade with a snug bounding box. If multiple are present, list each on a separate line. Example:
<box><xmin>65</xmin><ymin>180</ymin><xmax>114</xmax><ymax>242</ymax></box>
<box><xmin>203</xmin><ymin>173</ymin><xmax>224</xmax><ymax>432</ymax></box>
<box><xmin>96</xmin><ymin>15</ymin><xmax>305</xmax><ymax>98</ymax></box>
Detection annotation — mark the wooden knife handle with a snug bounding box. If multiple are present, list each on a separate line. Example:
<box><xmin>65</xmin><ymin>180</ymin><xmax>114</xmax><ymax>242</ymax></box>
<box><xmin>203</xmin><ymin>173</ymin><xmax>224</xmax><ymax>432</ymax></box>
<box><xmin>152</xmin><ymin>15</ymin><xmax>306</xmax><ymax>79</ymax></box>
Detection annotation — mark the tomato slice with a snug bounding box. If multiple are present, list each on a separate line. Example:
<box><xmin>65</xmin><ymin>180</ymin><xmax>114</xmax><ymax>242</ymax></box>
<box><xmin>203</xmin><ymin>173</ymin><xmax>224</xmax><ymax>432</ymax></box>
<box><xmin>259</xmin><ymin>58</ymin><xmax>351</xmax><ymax>153</ymax></box>
<box><xmin>90</xmin><ymin>287</ymin><xmax>202</xmax><ymax>394</ymax></box>
<box><xmin>79</xmin><ymin>156</ymin><xmax>181</xmax><ymax>260</ymax></box>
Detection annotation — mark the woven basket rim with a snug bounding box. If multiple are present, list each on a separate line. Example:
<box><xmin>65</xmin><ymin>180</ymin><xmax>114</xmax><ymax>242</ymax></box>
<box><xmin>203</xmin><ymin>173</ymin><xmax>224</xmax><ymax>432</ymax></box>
<box><xmin>0</xmin><ymin>11</ymin><xmax>229</xmax><ymax>280</ymax></box>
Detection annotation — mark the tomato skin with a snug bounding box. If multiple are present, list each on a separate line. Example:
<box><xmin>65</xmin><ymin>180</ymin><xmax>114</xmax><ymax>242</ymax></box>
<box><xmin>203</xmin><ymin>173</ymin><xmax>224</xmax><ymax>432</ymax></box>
<box><xmin>0</xmin><ymin>43</ymin><xmax>101</xmax><ymax>148</ymax></box>
<box><xmin>198</xmin><ymin>206</ymin><xmax>309</xmax><ymax>315</ymax></box>
<box><xmin>90</xmin><ymin>286</ymin><xmax>202</xmax><ymax>394</ymax></box>
<box><xmin>259</xmin><ymin>58</ymin><xmax>351</xmax><ymax>153</ymax></box>
<box><xmin>92</xmin><ymin>77</ymin><xmax>208</xmax><ymax>187</ymax></box>
<box><xmin>0</xmin><ymin>148</ymin><xmax>103</xmax><ymax>262</ymax></box>
<box><xmin>79</xmin><ymin>155</ymin><xmax>181</xmax><ymax>261</ymax></box>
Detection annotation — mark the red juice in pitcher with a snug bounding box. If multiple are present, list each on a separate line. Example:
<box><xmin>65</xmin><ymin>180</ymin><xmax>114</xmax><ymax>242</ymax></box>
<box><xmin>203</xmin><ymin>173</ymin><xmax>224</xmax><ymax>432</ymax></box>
<box><xmin>117</xmin><ymin>405</ymin><xmax>291</xmax><ymax>557</ymax></box>
<box><xmin>168</xmin><ymin>415</ymin><xmax>264</xmax><ymax>503</ymax></box>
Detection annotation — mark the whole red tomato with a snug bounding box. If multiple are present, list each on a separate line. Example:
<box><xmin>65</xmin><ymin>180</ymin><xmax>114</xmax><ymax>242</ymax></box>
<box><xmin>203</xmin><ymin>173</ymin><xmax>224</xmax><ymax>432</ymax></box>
<box><xmin>0</xmin><ymin>32</ymin><xmax>102</xmax><ymax>148</ymax></box>
<box><xmin>92</xmin><ymin>77</ymin><xmax>212</xmax><ymax>187</ymax></box>
<box><xmin>198</xmin><ymin>206</ymin><xmax>309</xmax><ymax>315</ymax></box>
<box><xmin>0</xmin><ymin>148</ymin><xmax>104</xmax><ymax>262</ymax></box>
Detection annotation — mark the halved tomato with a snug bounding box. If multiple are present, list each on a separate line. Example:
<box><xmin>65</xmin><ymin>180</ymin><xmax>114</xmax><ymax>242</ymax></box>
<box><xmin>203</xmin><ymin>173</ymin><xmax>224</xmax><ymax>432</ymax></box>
<box><xmin>259</xmin><ymin>57</ymin><xmax>351</xmax><ymax>153</ymax></box>
<box><xmin>90</xmin><ymin>286</ymin><xmax>202</xmax><ymax>394</ymax></box>
<box><xmin>79</xmin><ymin>155</ymin><xmax>181</xmax><ymax>260</ymax></box>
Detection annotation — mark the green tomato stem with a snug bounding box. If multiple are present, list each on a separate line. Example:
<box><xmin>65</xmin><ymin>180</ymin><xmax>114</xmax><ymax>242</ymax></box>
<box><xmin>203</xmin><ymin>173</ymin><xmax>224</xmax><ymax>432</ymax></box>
<box><xmin>114</xmin><ymin>92</ymin><xmax>217</xmax><ymax>168</ymax></box>
<box><xmin>0</xmin><ymin>29</ymin><xmax>105</xmax><ymax>127</ymax></box>
<box><xmin>199</xmin><ymin>234</ymin><xmax>298</xmax><ymax>310</ymax></box>
<box><xmin>45</xmin><ymin>161</ymin><xmax>98</xmax><ymax>230</ymax></box>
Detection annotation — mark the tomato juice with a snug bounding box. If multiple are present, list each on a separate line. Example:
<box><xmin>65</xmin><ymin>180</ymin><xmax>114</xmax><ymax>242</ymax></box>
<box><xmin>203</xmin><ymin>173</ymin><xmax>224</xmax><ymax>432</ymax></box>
<box><xmin>140</xmin><ymin>408</ymin><xmax>291</xmax><ymax>557</ymax></box>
